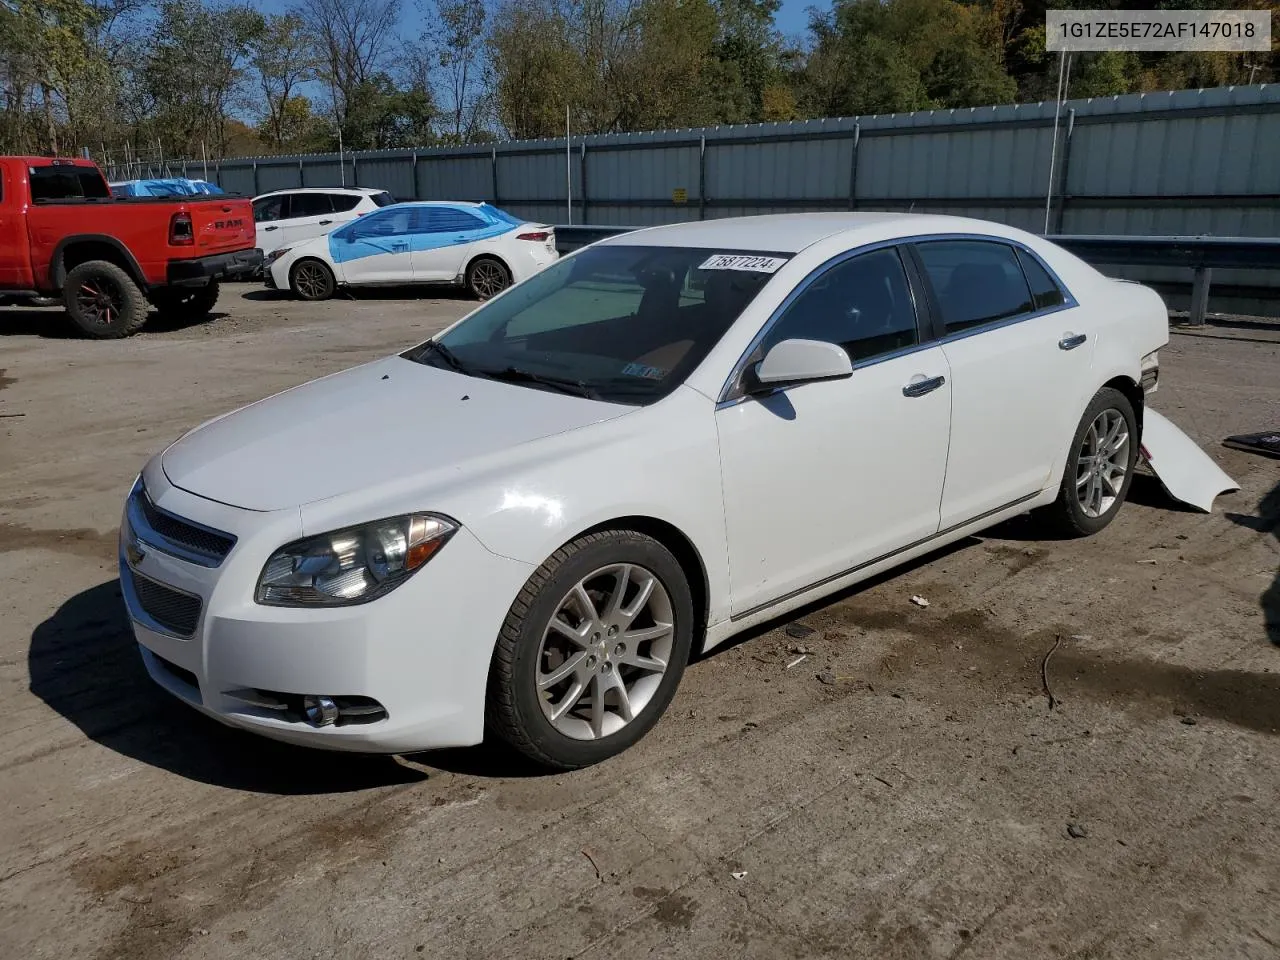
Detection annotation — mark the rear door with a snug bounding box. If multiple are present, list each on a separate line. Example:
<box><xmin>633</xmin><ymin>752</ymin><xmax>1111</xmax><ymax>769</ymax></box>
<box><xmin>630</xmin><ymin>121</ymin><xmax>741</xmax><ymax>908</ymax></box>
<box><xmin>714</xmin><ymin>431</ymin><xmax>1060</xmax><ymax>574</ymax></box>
<box><xmin>327</xmin><ymin>192</ymin><xmax>366</xmax><ymax>230</ymax></box>
<box><xmin>410</xmin><ymin>205</ymin><xmax>493</xmax><ymax>281</ymax></box>
<box><xmin>911</xmin><ymin>238</ymin><xmax>1093</xmax><ymax>528</ymax></box>
<box><xmin>280</xmin><ymin>192</ymin><xmax>336</xmax><ymax>246</ymax></box>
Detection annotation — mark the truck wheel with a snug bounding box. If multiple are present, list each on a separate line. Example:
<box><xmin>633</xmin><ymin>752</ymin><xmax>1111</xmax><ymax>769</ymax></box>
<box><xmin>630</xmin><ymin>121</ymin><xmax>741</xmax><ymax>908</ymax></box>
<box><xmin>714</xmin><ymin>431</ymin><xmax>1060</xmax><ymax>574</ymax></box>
<box><xmin>63</xmin><ymin>261</ymin><xmax>148</xmax><ymax>339</ymax></box>
<box><xmin>149</xmin><ymin>280</ymin><xmax>220</xmax><ymax>319</ymax></box>
<box><xmin>290</xmin><ymin>259</ymin><xmax>336</xmax><ymax>301</ymax></box>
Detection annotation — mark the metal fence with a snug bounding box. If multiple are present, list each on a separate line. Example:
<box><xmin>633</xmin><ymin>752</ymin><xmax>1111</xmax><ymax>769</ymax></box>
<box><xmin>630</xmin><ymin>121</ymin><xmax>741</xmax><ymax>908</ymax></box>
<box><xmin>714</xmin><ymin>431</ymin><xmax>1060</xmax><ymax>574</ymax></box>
<box><xmin>190</xmin><ymin>83</ymin><xmax>1280</xmax><ymax>314</ymax></box>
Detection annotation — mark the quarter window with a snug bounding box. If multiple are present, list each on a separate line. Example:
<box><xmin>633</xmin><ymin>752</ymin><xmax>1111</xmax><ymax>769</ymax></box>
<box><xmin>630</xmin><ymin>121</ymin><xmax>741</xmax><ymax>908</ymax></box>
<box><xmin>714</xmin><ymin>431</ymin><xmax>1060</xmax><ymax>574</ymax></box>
<box><xmin>1016</xmin><ymin>248</ymin><xmax>1067</xmax><ymax>311</ymax></box>
<box><xmin>915</xmin><ymin>240</ymin><xmax>1034</xmax><ymax>333</ymax></box>
<box><xmin>760</xmin><ymin>247</ymin><xmax>919</xmax><ymax>365</ymax></box>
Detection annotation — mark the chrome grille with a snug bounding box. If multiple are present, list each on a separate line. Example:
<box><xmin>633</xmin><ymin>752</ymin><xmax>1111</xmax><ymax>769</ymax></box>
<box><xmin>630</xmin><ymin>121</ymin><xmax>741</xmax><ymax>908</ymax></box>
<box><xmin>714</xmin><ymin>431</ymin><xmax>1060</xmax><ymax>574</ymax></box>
<box><xmin>129</xmin><ymin>482</ymin><xmax>235</xmax><ymax>567</ymax></box>
<box><xmin>130</xmin><ymin>569</ymin><xmax>202</xmax><ymax>637</ymax></box>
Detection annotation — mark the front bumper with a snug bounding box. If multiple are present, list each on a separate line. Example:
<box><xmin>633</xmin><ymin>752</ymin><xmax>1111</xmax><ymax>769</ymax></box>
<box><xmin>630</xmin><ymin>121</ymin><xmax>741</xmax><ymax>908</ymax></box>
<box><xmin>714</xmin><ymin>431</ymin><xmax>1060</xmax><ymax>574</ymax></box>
<box><xmin>120</xmin><ymin>468</ymin><xmax>534</xmax><ymax>753</ymax></box>
<box><xmin>166</xmin><ymin>248</ymin><xmax>264</xmax><ymax>286</ymax></box>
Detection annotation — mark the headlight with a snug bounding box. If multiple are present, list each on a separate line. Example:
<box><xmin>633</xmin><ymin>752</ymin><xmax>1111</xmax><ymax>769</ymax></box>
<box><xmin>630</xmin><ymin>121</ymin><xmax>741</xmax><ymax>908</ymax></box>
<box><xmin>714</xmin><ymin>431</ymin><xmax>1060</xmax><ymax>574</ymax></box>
<box><xmin>256</xmin><ymin>514</ymin><xmax>457</xmax><ymax>607</ymax></box>
<box><xmin>265</xmin><ymin>247</ymin><xmax>292</xmax><ymax>266</ymax></box>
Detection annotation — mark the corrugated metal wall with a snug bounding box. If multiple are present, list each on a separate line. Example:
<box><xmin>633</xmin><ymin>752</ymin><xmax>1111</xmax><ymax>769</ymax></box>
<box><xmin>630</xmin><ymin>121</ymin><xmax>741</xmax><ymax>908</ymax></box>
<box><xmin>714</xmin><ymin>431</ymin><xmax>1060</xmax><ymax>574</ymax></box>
<box><xmin>208</xmin><ymin>84</ymin><xmax>1280</xmax><ymax>311</ymax></box>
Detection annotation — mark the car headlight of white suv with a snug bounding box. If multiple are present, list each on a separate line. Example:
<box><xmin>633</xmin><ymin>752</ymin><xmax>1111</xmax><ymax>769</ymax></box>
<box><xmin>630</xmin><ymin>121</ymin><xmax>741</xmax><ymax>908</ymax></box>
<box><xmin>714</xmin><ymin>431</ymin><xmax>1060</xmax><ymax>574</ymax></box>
<box><xmin>256</xmin><ymin>514</ymin><xmax>458</xmax><ymax>607</ymax></box>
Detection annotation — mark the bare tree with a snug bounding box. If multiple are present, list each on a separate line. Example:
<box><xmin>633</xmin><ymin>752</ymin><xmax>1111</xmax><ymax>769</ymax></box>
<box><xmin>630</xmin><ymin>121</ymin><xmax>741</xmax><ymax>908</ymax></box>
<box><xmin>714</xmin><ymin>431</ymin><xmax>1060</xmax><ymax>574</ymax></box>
<box><xmin>295</xmin><ymin>0</ymin><xmax>400</xmax><ymax>133</ymax></box>
<box><xmin>250</xmin><ymin>13</ymin><xmax>317</xmax><ymax>150</ymax></box>
<box><xmin>420</xmin><ymin>0</ymin><xmax>488</xmax><ymax>142</ymax></box>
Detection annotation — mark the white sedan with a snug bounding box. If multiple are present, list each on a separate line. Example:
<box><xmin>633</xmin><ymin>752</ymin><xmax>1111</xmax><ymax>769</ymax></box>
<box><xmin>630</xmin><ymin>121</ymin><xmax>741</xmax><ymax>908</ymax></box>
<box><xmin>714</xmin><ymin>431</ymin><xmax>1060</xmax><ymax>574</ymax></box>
<box><xmin>264</xmin><ymin>201</ymin><xmax>558</xmax><ymax>301</ymax></box>
<box><xmin>121</xmin><ymin>213</ymin><xmax>1171</xmax><ymax>769</ymax></box>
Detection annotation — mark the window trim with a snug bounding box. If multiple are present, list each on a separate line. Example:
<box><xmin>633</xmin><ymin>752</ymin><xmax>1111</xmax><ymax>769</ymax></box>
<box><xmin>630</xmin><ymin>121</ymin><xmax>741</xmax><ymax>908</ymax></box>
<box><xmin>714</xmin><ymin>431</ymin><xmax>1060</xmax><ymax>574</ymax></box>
<box><xmin>905</xmin><ymin>233</ymin><xmax>1078</xmax><ymax>346</ymax></box>
<box><xmin>717</xmin><ymin>239</ymin><xmax>933</xmax><ymax>405</ymax></box>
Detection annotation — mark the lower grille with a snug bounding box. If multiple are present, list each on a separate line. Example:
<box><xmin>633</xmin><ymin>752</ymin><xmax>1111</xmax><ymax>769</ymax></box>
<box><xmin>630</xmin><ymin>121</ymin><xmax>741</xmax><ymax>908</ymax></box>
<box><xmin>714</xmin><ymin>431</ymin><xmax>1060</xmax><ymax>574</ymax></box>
<box><xmin>152</xmin><ymin>653</ymin><xmax>199</xmax><ymax>691</ymax></box>
<box><xmin>131</xmin><ymin>570</ymin><xmax>202</xmax><ymax>637</ymax></box>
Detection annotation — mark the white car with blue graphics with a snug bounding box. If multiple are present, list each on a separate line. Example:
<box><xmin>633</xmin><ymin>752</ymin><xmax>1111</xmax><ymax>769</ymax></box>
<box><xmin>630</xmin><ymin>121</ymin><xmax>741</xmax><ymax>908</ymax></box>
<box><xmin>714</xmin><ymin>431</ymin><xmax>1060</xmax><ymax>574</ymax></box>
<box><xmin>265</xmin><ymin>201</ymin><xmax>558</xmax><ymax>301</ymax></box>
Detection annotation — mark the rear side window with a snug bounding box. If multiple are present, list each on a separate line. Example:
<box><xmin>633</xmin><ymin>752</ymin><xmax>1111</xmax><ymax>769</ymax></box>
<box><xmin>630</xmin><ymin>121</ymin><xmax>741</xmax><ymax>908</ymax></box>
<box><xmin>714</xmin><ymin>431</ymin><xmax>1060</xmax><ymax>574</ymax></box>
<box><xmin>29</xmin><ymin>165</ymin><xmax>110</xmax><ymax>202</ymax></box>
<box><xmin>414</xmin><ymin>206</ymin><xmax>486</xmax><ymax>233</ymax></box>
<box><xmin>762</xmin><ymin>247</ymin><xmax>919</xmax><ymax>364</ymax></box>
<box><xmin>289</xmin><ymin>193</ymin><xmax>333</xmax><ymax>217</ymax></box>
<box><xmin>915</xmin><ymin>240</ymin><xmax>1034</xmax><ymax>333</ymax></box>
<box><xmin>371</xmin><ymin>191</ymin><xmax>395</xmax><ymax>207</ymax></box>
<box><xmin>1016</xmin><ymin>248</ymin><xmax>1067</xmax><ymax>311</ymax></box>
<box><xmin>329</xmin><ymin>193</ymin><xmax>361</xmax><ymax>212</ymax></box>
<box><xmin>253</xmin><ymin>195</ymin><xmax>284</xmax><ymax>222</ymax></box>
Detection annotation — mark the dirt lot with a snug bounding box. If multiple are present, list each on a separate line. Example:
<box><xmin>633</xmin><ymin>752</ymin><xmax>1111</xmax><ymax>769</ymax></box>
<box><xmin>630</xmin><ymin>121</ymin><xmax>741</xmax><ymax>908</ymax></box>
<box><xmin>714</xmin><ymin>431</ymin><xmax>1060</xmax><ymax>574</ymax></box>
<box><xmin>1</xmin><ymin>286</ymin><xmax>1278</xmax><ymax>960</ymax></box>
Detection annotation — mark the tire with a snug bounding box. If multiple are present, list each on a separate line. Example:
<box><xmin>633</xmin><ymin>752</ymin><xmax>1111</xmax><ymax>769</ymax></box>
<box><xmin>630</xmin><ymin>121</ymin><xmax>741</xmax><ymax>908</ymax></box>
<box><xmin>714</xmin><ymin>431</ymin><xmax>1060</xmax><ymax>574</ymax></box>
<box><xmin>63</xmin><ymin>260</ymin><xmax>148</xmax><ymax>339</ymax></box>
<box><xmin>1041</xmin><ymin>387</ymin><xmax>1138</xmax><ymax>537</ymax></box>
<box><xmin>149</xmin><ymin>280</ymin><xmax>220</xmax><ymax>319</ymax></box>
<box><xmin>290</xmin><ymin>259</ymin><xmax>336</xmax><ymax>301</ymax></box>
<box><xmin>466</xmin><ymin>256</ymin><xmax>511</xmax><ymax>300</ymax></box>
<box><xmin>486</xmin><ymin>530</ymin><xmax>695</xmax><ymax>770</ymax></box>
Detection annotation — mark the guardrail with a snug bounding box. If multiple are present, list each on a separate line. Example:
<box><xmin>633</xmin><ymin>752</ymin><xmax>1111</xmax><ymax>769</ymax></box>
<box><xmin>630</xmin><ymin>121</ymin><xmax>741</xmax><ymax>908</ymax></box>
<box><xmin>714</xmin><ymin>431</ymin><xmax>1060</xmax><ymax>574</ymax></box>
<box><xmin>553</xmin><ymin>226</ymin><xmax>1280</xmax><ymax>326</ymax></box>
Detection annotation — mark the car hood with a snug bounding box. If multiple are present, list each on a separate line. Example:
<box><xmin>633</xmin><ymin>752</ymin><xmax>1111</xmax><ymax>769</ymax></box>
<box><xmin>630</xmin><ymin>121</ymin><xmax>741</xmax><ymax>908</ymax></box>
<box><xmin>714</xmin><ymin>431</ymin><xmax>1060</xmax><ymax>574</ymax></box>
<box><xmin>162</xmin><ymin>356</ymin><xmax>634</xmax><ymax>512</ymax></box>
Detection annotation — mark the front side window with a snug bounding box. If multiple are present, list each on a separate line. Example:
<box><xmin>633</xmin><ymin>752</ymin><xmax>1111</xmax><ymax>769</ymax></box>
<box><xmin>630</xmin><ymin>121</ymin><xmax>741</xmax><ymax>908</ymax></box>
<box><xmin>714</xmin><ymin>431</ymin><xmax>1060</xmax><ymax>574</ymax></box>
<box><xmin>405</xmin><ymin>245</ymin><xmax>786</xmax><ymax>405</ymax></box>
<box><xmin>340</xmin><ymin>207</ymin><xmax>412</xmax><ymax>240</ymax></box>
<box><xmin>758</xmin><ymin>247</ymin><xmax>919</xmax><ymax>365</ymax></box>
<box><xmin>915</xmin><ymin>240</ymin><xmax>1034</xmax><ymax>333</ymax></box>
<box><xmin>253</xmin><ymin>195</ymin><xmax>284</xmax><ymax>222</ymax></box>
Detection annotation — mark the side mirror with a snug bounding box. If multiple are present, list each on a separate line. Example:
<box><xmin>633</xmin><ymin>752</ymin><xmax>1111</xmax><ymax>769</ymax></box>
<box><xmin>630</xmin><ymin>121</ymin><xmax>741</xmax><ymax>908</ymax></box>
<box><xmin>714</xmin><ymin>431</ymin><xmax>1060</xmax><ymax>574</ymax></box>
<box><xmin>745</xmin><ymin>339</ymin><xmax>852</xmax><ymax>393</ymax></box>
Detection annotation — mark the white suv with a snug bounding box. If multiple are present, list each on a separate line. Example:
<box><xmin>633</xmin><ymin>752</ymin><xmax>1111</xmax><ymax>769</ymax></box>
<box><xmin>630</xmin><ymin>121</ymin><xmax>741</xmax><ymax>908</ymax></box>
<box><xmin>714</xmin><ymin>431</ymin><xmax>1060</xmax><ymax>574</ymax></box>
<box><xmin>251</xmin><ymin>187</ymin><xmax>394</xmax><ymax>260</ymax></box>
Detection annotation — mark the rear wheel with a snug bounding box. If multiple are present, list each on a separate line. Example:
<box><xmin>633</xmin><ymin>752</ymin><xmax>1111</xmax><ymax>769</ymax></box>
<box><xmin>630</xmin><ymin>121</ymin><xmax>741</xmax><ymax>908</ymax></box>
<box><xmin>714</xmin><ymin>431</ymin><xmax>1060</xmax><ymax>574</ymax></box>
<box><xmin>1041</xmin><ymin>387</ymin><xmax>1138</xmax><ymax>537</ymax></box>
<box><xmin>149</xmin><ymin>280</ymin><xmax>220</xmax><ymax>319</ymax></box>
<box><xmin>486</xmin><ymin>530</ymin><xmax>694</xmax><ymax>770</ymax></box>
<box><xmin>290</xmin><ymin>259</ymin><xmax>336</xmax><ymax>301</ymax></box>
<box><xmin>63</xmin><ymin>260</ymin><xmax>148</xmax><ymax>339</ymax></box>
<box><xmin>466</xmin><ymin>257</ymin><xmax>511</xmax><ymax>300</ymax></box>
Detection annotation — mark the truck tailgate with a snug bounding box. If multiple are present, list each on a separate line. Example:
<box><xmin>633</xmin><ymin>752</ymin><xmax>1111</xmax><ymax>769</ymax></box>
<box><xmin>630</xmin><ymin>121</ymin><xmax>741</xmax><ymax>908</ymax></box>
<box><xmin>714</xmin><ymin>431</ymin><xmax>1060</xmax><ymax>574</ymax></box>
<box><xmin>187</xmin><ymin>198</ymin><xmax>256</xmax><ymax>255</ymax></box>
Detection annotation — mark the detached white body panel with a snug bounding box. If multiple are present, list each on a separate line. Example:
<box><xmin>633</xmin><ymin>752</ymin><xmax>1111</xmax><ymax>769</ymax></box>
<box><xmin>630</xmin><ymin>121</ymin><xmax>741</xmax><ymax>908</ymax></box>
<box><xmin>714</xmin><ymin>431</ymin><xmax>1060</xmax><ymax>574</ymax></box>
<box><xmin>119</xmin><ymin>212</ymin><xmax>1175</xmax><ymax>755</ymax></box>
<box><xmin>1141</xmin><ymin>408</ymin><xmax>1239</xmax><ymax>513</ymax></box>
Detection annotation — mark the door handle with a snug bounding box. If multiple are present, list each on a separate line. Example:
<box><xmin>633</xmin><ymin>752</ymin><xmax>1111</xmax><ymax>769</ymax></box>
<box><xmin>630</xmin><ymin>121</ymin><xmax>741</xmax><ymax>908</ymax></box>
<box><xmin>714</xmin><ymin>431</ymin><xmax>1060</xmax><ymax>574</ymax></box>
<box><xmin>319</xmin><ymin>219</ymin><xmax>333</xmax><ymax>225</ymax></box>
<box><xmin>1059</xmin><ymin>333</ymin><xmax>1087</xmax><ymax>351</ymax></box>
<box><xmin>263</xmin><ymin>225</ymin><xmax>278</xmax><ymax>231</ymax></box>
<box><xmin>902</xmin><ymin>375</ymin><xmax>946</xmax><ymax>398</ymax></box>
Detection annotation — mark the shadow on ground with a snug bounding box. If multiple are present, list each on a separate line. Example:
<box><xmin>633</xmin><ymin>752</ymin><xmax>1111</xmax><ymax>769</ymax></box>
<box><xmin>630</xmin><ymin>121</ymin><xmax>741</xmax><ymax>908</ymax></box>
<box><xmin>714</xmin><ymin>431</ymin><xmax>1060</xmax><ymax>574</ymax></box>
<box><xmin>0</xmin><ymin>307</ymin><xmax>230</xmax><ymax>339</ymax></box>
<box><xmin>238</xmin><ymin>285</ymin><xmax>476</xmax><ymax>304</ymax></box>
<box><xmin>28</xmin><ymin>580</ymin><xmax>429</xmax><ymax>793</ymax></box>
<box><xmin>1227</xmin><ymin>479</ymin><xmax>1280</xmax><ymax>646</ymax></box>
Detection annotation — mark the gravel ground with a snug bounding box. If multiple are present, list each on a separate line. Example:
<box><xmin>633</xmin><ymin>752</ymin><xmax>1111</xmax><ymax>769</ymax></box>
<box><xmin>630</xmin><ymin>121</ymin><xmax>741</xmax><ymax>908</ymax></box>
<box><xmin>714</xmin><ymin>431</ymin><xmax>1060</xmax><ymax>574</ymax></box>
<box><xmin>1</xmin><ymin>285</ymin><xmax>1278</xmax><ymax>960</ymax></box>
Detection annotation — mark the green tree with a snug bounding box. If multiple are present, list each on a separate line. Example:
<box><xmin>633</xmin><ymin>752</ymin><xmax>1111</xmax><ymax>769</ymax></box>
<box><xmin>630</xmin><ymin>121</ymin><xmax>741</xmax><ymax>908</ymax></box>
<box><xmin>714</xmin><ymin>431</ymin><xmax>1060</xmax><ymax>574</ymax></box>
<box><xmin>249</xmin><ymin>13</ymin><xmax>317</xmax><ymax>151</ymax></box>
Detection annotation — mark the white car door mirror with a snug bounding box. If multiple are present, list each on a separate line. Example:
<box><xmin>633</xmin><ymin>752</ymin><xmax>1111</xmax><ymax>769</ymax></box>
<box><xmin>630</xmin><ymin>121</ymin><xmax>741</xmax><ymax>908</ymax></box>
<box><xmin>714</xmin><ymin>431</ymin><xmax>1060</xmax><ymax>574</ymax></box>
<box><xmin>746</xmin><ymin>339</ymin><xmax>853</xmax><ymax>393</ymax></box>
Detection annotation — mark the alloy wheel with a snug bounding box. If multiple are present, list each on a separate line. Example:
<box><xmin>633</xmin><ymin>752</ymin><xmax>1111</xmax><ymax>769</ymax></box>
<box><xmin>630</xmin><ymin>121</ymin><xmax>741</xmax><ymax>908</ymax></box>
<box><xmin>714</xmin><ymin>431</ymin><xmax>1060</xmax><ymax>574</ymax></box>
<box><xmin>76</xmin><ymin>277</ymin><xmax>123</xmax><ymax>327</ymax></box>
<box><xmin>294</xmin><ymin>263</ymin><xmax>329</xmax><ymax>299</ymax></box>
<box><xmin>1075</xmin><ymin>408</ymin><xmax>1130</xmax><ymax>518</ymax></box>
<box><xmin>471</xmin><ymin>261</ymin><xmax>508</xmax><ymax>299</ymax></box>
<box><xmin>535</xmin><ymin>563</ymin><xmax>674</xmax><ymax>740</ymax></box>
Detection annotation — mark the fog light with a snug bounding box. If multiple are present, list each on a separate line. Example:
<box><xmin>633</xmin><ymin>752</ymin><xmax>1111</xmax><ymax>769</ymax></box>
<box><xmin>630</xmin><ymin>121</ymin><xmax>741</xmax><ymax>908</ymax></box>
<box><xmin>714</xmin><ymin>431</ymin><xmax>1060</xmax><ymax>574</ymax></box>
<box><xmin>303</xmin><ymin>695</ymin><xmax>339</xmax><ymax>727</ymax></box>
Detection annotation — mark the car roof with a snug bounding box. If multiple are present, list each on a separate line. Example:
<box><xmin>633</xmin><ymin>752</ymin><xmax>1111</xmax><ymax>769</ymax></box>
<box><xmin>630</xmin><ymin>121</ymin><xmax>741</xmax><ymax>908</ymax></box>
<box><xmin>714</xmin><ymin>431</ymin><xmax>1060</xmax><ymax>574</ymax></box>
<box><xmin>254</xmin><ymin>187</ymin><xmax>386</xmax><ymax>199</ymax></box>
<box><xmin>596</xmin><ymin>213</ymin><xmax>1034</xmax><ymax>254</ymax></box>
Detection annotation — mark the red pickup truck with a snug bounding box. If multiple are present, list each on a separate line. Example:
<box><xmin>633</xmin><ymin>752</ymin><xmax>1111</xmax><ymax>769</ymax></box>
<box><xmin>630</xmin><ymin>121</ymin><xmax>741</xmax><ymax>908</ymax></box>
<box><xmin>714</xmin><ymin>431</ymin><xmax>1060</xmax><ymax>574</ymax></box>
<box><xmin>0</xmin><ymin>156</ymin><xmax>261</xmax><ymax>337</ymax></box>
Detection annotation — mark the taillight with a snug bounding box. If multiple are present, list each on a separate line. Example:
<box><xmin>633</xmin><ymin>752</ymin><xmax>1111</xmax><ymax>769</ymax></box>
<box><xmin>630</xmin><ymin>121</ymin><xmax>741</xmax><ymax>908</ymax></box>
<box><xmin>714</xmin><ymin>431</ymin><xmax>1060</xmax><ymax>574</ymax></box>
<box><xmin>517</xmin><ymin>231</ymin><xmax>549</xmax><ymax>241</ymax></box>
<box><xmin>169</xmin><ymin>212</ymin><xmax>194</xmax><ymax>246</ymax></box>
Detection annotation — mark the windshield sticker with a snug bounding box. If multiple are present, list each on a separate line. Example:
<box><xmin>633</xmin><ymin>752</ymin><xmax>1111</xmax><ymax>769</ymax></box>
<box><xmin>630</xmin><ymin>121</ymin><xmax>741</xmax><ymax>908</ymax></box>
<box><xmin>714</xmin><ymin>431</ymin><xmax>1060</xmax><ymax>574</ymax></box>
<box><xmin>621</xmin><ymin>362</ymin><xmax>667</xmax><ymax>380</ymax></box>
<box><xmin>698</xmin><ymin>254</ymin><xmax>787</xmax><ymax>273</ymax></box>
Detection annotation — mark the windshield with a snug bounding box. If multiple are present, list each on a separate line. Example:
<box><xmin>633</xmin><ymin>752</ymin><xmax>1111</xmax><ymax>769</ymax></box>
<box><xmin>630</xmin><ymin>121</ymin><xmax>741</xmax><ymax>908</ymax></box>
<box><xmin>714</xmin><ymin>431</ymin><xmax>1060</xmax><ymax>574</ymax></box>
<box><xmin>405</xmin><ymin>245</ymin><xmax>787</xmax><ymax>405</ymax></box>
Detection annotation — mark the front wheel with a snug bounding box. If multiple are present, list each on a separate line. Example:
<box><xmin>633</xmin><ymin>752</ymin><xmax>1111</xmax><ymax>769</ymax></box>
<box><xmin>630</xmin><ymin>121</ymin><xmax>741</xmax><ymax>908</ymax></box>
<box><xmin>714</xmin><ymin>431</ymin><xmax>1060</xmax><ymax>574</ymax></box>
<box><xmin>290</xmin><ymin>259</ymin><xmax>336</xmax><ymax>301</ymax></box>
<box><xmin>486</xmin><ymin>530</ymin><xmax>694</xmax><ymax>770</ymax></box>
<box><xmin>1041</xmin><ymin>387</ymin><xmax>1138</xmax><ymax>537</ymax></box>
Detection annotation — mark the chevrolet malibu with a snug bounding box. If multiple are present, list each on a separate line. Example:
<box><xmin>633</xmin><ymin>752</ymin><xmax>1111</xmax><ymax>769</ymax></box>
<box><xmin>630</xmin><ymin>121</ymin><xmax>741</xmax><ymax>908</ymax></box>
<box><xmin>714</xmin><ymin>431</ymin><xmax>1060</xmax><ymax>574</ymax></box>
<box><xmin>121</xmin><ymin>213</ymin><xmax>1167</xmax><ymax>769</ymax></box>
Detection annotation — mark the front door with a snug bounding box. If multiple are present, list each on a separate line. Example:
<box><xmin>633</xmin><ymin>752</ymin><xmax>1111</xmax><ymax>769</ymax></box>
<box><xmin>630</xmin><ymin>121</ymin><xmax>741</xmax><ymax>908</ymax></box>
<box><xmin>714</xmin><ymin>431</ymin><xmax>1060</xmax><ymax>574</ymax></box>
<box><xmin>716</xmin><ymin>246</ymin><xmax>953</xmax><ymax>617</ymax></box>
<box><xmin>331</xmin><ymin>207</ymin><xmax>415</xmax><ymax>285</ymax></box>
<box><xmin>911</xmin><ymin>239</ymin><xmax>1095</xmax><ymax>528</ymax></box>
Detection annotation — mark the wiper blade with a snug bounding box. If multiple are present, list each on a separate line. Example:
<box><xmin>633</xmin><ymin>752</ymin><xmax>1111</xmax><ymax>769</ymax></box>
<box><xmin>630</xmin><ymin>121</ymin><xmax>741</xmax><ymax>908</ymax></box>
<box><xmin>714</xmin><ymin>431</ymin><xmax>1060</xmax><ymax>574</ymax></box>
<box><xmin>417</xmin><ymin>339</ymin><xmax>468</xmax><ymax>373</ymax></box>
<box><xmin>475</xmin><ymin>366</ymin><xmax>601</xmax><ymax>400</ymax></box>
